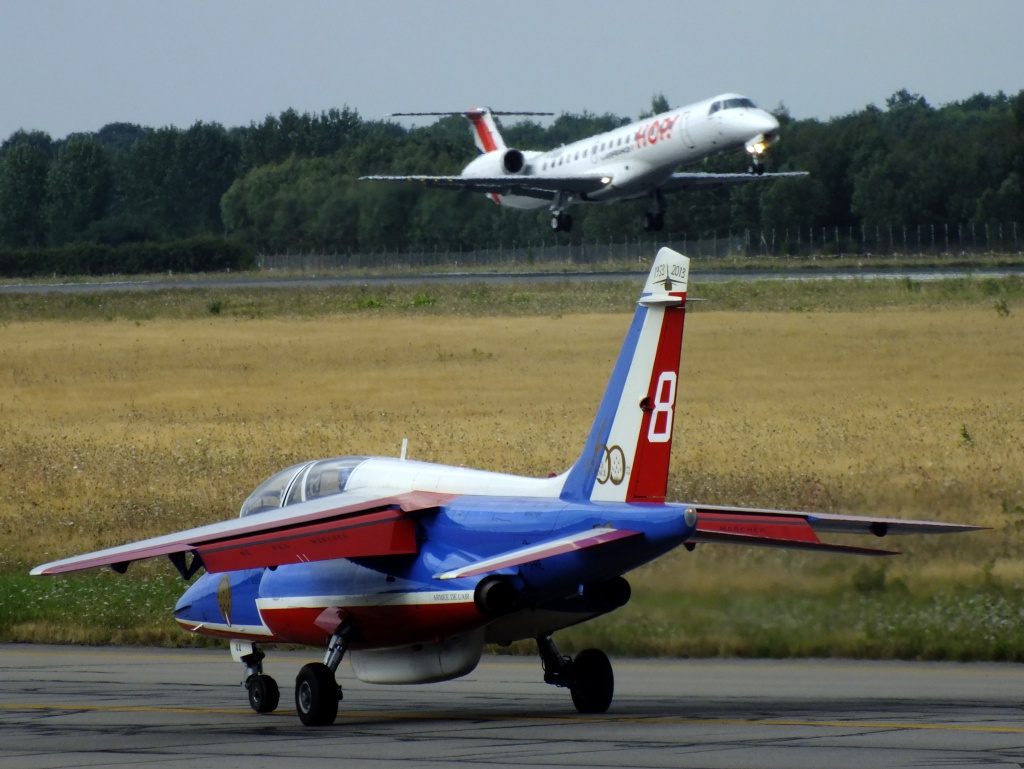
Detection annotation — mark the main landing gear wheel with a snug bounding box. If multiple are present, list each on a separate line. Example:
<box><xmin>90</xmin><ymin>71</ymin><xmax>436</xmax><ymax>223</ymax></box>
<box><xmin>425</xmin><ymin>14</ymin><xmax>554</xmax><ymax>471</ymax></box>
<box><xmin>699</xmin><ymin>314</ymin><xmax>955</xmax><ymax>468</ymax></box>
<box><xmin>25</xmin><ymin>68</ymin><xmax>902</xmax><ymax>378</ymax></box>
<box><xmin>537</xmin><ymin>634</ymin><xmax>615</xmax><ymax>714</ymax></box>
<box><xmin>247</xmin><ymin>673</ymin><xmax>280</xmax><ymax>713</ymax></box>
<box><xmin>643</xmin><ymin>211</ymin><xmax>665</xmax><ymax>232</ymax></box>
<box><xmin>295</xmin><ymin>662</ymin><xmax>340</xmax><ymax>726</ymax></box>
<box><xmin>550</xmin><ymin>212</ymin><xmax>573</xmax><ymax>232</ymax></box>
<box><xmin>569</xmin><ymin>649</ymin><xmax>614</xmax><ymax>714</ymax></box>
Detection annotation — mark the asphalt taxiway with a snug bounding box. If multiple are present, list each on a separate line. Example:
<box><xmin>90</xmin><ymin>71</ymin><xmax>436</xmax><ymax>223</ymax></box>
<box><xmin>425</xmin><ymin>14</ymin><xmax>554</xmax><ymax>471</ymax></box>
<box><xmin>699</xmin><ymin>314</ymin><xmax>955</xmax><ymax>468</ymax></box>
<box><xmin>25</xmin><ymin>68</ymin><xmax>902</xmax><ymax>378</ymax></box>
<box><xmin>2</xmin><ymin>645</ymin><xmax>1023</xmax><ymax>768</ymax></box>
<box><xmin>2</xmin><ymin>265</ymin><xmax>1022</xmax><ymax>295</ymax></box>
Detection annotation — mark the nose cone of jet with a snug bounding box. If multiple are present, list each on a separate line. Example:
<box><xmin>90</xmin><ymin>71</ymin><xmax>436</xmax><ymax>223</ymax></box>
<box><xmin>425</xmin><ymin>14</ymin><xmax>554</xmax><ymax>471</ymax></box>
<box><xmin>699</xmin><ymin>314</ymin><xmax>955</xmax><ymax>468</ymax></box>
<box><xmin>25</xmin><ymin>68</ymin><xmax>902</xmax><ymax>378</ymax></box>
<box><xmin>754</xmin><ymin>111</ymin><xmax>781</xmax><ymax>142</ymax></box>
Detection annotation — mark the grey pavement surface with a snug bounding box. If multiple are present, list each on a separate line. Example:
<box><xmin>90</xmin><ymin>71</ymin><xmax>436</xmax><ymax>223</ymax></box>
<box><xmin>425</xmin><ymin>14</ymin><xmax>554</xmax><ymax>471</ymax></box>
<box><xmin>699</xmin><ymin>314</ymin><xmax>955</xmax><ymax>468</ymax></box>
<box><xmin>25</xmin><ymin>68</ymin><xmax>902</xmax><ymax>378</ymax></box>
<box><xmin>2</xmin><ymin>645</ymin><xmax>1023</xmax><ymax>768</ymax></box>
<box><xmin>1</xmin><ymin>266</ymin><xmax>1022</xmax><ymax>294</ymax></box>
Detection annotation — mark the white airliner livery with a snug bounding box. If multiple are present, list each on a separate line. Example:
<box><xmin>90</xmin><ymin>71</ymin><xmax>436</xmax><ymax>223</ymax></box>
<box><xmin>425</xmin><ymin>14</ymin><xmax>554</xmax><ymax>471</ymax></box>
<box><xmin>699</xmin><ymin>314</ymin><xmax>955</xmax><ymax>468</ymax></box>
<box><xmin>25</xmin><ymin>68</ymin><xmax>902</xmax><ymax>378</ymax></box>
<box><xmin>362</xmin><ymin>94</ymin><xmax>806</xmax><ymax>232</ymax></box>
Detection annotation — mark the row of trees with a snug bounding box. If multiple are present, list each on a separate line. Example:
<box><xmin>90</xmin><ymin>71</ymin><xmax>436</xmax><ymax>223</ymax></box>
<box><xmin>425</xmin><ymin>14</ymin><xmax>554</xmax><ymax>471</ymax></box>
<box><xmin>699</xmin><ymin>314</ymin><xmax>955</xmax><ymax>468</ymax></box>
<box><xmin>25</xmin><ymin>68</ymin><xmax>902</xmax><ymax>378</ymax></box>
<box><xmin>1</xmin><ymin>91</ymin><xmax>1022</xmax><ymax>261</ymax></box>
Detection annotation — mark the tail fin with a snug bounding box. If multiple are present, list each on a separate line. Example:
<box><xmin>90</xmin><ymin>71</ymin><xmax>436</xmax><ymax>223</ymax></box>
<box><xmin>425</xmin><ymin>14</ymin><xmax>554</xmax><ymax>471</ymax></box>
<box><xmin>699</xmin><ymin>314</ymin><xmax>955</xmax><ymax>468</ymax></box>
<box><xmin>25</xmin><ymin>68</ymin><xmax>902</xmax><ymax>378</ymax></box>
<box><xmin>560</xmin><ymin>247</ymin><xmax>689</xmax><ymax>504</ymax></box>
<box><xmin>389</xmin><ymin>109</ymin><xmax>552</xmax><ymax>155</ymax></box>
<box><xmin>465</xmin><ymin>108</ymin><xmax>507</xmax><ymax>153</ymax></box>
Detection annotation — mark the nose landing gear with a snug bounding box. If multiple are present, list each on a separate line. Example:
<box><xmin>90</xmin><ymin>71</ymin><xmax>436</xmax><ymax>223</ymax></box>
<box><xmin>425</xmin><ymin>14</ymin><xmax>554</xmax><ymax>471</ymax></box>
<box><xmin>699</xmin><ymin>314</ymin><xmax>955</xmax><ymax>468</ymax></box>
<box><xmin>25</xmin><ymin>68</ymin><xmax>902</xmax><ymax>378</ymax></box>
<box><xmin>238</xmin><ymin>643</ymin><xmax>281</xmax><ymax>714</ymax></box>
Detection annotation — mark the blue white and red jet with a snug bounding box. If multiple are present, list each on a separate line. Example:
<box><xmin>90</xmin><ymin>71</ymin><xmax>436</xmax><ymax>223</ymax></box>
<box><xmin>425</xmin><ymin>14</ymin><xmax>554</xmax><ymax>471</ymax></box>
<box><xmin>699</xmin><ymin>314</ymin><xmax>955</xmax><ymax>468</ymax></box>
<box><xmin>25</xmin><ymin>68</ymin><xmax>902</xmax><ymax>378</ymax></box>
<box><xmin>32</xmin><ymin>248</ymin><xmax>980</xmax><ymax>726</ymax></box>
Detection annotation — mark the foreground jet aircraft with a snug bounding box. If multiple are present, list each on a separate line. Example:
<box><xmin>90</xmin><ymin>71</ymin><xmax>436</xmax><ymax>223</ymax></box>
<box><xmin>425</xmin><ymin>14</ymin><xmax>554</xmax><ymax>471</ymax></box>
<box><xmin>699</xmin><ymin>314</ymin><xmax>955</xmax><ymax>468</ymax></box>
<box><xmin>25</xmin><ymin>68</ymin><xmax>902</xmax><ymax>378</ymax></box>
<box><xmin>361</xmin><ymin>95</ymin><xmax>806</xmax><ymax>232</ymax></box>
<box><xmin>33</xmin><ymin>248</ymin><xmax>978</xmax><ymax>726</ymax></box>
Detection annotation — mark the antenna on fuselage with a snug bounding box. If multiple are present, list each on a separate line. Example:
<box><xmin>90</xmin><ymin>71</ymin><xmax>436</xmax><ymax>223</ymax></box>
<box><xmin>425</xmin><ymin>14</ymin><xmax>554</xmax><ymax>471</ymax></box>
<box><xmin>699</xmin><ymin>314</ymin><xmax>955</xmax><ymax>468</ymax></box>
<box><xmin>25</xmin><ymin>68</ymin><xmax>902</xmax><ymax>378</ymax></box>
<box><xmin>400</xmin><ymin>438</ymin><xmax>409</xmax><ymax>461</ymax></box>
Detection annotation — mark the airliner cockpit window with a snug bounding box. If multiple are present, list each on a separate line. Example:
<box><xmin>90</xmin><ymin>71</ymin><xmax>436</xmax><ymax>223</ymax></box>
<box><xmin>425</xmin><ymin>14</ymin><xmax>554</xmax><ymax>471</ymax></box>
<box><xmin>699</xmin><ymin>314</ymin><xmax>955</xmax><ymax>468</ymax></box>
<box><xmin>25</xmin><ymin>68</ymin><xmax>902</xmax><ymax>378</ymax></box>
<box><xmin>709</xmin><ymin>101</ymin><xmax>721</xmax><ymax>115</ymax></box>
<box><xmin>722</xmin><ymin>98</ymin><xmax>756</xmax><ymax>110</ymax></box>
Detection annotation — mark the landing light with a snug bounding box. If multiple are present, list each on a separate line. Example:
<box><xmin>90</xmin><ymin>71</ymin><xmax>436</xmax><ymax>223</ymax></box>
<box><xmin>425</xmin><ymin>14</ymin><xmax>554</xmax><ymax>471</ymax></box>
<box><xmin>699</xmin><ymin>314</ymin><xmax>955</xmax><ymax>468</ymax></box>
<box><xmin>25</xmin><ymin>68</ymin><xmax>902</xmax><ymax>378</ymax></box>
<box><xmin>601</xmin><ymin>176</ymin><xmax>612</xmax><ymax>185</ymax></box>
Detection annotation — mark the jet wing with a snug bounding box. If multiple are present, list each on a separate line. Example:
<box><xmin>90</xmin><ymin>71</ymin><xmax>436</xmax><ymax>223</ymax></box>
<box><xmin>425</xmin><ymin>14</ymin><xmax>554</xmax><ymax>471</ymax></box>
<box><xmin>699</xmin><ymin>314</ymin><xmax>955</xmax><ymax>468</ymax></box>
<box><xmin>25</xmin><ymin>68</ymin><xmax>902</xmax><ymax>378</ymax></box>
<box><xmin>689</xmin><ymin>504</ymin><xmax>985</xmax><ymax>556</ymax></box>
<box><xmin>31</xmin><ymin>491</ymin><xmax>451</xmax><ymax>577</ymax></box>
<box><xmin>659</xmin><ymin>171</ymin><xmax>808</xmax><ymax>192</ymax></box>
<box><xmin>360</xmin><ymin>174</ymin><xmax>609</xmax><ymax>200</ymax></box>
<box><xmin>434</xmin><ymin>527</ymin><xmax>641</xmax><ymax>580</ymax></box>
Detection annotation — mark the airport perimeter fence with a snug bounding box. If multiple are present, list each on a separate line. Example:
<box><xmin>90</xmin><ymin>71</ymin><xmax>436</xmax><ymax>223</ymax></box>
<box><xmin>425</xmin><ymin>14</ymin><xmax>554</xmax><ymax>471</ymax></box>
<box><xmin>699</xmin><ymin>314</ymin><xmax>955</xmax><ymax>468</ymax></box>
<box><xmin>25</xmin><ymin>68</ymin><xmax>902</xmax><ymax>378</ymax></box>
<box><xmin>257</xmin><ymin>221</ymin><xmax>1023</xmax><ymax>272</ymax></box>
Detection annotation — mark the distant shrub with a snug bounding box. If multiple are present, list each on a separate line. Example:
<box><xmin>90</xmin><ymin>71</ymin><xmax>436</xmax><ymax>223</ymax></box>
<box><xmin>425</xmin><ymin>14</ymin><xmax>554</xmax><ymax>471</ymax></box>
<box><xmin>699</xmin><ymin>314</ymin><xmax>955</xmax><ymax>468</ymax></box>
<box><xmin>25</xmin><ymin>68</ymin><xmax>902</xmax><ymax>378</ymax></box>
<box><xmin>0</xmin><ymin>237</ymin><xmax>257</xmax><ymax>277</ymax></box>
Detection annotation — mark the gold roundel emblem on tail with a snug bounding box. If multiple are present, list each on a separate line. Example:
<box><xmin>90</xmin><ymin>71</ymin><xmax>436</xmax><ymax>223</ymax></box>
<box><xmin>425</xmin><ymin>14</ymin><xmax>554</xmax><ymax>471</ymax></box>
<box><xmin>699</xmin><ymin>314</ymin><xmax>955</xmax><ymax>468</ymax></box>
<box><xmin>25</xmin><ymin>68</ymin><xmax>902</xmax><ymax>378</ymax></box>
<box><xmin>596</xmin><ymin>445</ymin><xmax>626</xmax><ymax>485</ymax></box>
<box><xmin>217</xmin><ymin>574</ymin><xmax>233</xmax><ymax>627</ymax></box>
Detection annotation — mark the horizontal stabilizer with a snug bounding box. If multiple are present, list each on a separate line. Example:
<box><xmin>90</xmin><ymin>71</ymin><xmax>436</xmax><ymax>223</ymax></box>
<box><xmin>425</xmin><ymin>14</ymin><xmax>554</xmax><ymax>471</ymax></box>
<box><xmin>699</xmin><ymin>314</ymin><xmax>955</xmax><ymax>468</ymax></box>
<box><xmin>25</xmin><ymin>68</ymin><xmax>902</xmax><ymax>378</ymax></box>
<box><xmin>687</xmin><ymin>504</ymin><xmax>984</xmax><ymax>555</ymax></box>
<box><xmin>693</xmin><ymin>504</ymin><xmax>986</xmax><ymax>537</ymax></box>
<box><xmin>689</xmin><ymin>529</ymin><xmax>900</xmax><ymax>556</ymax></box>
<box><xmin>435</xmin><ymin>527</ymin><xmax>640</xmax><ymax>580</ymax></box>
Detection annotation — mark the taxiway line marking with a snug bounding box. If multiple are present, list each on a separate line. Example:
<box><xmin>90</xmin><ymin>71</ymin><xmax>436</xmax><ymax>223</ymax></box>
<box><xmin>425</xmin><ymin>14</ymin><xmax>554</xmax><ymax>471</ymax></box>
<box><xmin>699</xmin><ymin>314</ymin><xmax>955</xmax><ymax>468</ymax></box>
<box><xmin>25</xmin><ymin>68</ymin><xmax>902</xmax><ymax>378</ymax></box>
<box><xmin>2</xmin><ymin>703</ymin><xmax>1023</xmax><ymax>734</ymax></box>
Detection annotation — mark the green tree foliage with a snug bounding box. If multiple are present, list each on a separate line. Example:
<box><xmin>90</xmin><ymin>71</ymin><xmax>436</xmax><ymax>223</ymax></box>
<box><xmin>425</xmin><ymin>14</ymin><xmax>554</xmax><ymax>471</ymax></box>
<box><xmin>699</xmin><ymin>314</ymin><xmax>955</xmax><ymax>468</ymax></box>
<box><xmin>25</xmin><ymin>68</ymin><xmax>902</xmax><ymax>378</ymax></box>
<box><xmin>45</xmin><ymin>135</ymin><xmax>114</xmax><ymax>244</ymax></box>
<box><xmin>2</xmin><ymin>90</ymin><xmax>1023</xmax><ymax>265</ymax></box>
<box><xmin>0</xmin><ymin>131</ymin><xmax>53</xmax><ymax>247</ymax></box>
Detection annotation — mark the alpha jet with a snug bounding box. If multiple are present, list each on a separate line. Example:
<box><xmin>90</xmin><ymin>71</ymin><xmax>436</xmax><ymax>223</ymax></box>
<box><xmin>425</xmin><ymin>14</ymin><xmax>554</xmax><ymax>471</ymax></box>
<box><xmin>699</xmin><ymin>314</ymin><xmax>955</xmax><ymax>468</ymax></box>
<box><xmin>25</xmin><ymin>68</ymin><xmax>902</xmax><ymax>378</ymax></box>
<box><xmin>33</xmin><ymin>247</ymin><xmax>980</xmax><ymax>726</ymax></box>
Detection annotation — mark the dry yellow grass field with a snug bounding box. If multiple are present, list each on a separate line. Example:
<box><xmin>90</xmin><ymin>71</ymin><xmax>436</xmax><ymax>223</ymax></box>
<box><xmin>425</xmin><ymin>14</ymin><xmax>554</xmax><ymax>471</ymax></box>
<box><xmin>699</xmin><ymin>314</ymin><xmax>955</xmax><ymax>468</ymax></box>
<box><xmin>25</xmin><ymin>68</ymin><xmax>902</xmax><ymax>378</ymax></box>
<box><xmin>1</xmin><ymin>306</ymin><xmax>1021</xmax><ymax>593</ymax></box>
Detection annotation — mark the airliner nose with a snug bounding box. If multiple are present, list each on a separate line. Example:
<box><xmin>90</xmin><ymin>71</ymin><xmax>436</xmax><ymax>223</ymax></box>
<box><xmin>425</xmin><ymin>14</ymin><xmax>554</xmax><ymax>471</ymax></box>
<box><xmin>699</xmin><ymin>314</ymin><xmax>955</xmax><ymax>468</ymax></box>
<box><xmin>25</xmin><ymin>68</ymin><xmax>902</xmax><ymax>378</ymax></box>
<box><xmin>756</xmin><ymin>111</ymin><xmax>780</xmax><ymax>141</ymax></box>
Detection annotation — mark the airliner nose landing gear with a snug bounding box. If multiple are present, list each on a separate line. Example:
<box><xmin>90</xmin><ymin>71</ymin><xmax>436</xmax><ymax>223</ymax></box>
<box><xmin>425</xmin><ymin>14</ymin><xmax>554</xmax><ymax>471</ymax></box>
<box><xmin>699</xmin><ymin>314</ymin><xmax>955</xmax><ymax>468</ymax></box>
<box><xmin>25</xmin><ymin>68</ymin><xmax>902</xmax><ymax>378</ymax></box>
<box><xmin>537</xmin><ymin>634</ymin><xmax>614</xmax><ymax>714</ymax></box>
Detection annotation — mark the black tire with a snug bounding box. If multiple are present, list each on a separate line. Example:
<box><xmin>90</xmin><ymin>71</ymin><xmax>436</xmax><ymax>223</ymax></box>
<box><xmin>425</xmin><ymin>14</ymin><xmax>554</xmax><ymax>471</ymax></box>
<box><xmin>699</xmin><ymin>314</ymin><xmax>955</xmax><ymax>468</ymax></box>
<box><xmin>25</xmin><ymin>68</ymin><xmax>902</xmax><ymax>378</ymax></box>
<box><xmin>569</xmin><ymin>649</ymin><xmax>614</xmax><ymax>714</ymax></box>
<box><xmin>644</xmin><ymin>212</ymin><xmax>656</xmax><ymax>231</ymax></box>
<box><xmin>561</xmin><ymin>214</ymin><xmax>573</xmax><ymax>233</ymax></box>
<box><xmin>248</xmin><ymin>673</ymin><xmax>280</xmax><ymax>713</ymax></box>
<box><xmin>295</xmin><ymin>663</ymin><xmax>339</xmax><ymax>726</ymax></box>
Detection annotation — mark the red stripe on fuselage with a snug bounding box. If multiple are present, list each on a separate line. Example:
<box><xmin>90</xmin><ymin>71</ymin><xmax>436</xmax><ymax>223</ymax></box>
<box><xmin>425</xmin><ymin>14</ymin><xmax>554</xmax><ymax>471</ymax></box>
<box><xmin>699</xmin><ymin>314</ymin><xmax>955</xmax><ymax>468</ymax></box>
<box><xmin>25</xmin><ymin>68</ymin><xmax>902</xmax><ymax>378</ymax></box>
<box><xmin>259</xmin><ymin>601</ymin><xmax>484</xmax><ymax>648</ymax></box>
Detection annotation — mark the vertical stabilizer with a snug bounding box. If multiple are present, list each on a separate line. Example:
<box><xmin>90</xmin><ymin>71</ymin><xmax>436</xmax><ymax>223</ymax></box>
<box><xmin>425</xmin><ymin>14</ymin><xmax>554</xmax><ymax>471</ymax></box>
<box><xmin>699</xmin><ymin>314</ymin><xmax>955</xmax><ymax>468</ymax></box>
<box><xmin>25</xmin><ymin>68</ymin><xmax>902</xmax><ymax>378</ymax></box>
<box><xmin>465</xmin><ymin>108</ymin><xmax>507</xmax><ymax>153</ymax></box>
<box><xmin>560</xmin><ymin>247</ymin><xmax>689</xmax><ymax>503</ymax></box>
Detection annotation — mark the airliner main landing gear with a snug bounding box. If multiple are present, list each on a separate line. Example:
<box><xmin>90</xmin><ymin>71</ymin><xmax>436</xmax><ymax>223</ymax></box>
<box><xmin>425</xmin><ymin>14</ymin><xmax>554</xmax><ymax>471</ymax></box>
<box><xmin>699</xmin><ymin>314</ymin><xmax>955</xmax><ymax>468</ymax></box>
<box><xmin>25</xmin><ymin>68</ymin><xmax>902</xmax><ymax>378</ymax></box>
<box><xmin>537</xmin><ymin>634</ymin><xmax>614</xmax><ymax>713</ymax></box>
<box><xmin>295</xmin><ymin>620</ymin><xmax>354</xmax><ymax>727</ymax></box>
<box><xmin>550</xmin><ymin>211</ymin><xmax>573</xmax><ymax>233</ymax></box>
<box><xmin>644</xmin><ymin>190</ymin><xmax>666</xmax><ymax>232</ymax></box>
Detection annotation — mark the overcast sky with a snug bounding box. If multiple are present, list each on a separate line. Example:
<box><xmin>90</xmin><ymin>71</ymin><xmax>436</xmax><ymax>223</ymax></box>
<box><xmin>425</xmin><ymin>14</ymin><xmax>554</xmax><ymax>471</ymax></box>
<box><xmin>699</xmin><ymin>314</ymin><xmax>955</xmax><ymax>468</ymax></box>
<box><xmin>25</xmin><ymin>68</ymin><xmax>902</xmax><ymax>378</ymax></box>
<box><xmin>2</xmin><ymin>0</ymin><xmax>1021</xmax><ymax>141</ymax></box>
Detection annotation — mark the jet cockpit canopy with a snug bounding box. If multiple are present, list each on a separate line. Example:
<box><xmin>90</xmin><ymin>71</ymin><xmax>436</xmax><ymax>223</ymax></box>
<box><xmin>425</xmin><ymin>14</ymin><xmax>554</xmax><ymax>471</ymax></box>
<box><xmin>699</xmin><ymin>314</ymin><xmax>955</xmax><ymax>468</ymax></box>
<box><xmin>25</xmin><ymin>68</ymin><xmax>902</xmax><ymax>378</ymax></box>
<box><xmin>239</xmin><ymin>457</ymin><xmax>368</xmax><ymax>517</ymax></box>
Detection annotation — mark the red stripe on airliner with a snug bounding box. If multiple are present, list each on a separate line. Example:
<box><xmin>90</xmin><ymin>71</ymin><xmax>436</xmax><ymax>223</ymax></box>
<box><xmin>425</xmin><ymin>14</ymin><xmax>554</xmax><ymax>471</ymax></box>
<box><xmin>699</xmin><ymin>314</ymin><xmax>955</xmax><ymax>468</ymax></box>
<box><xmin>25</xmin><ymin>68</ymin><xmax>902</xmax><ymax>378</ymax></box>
<box><xmin>467</xmin><ymin>111</ymin><xmax>499</xmax><ymax>153</ymax></box>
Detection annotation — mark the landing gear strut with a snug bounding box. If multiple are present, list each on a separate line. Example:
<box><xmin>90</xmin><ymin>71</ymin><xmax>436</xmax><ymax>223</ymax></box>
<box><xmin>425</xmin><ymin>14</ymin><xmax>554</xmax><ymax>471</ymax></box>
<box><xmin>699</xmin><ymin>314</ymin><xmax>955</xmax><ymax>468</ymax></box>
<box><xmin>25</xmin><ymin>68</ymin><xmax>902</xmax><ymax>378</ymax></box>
<box><xmin>644</xmin><ymin>190</ymin><xmax>666</xmax><ymax>232</ymax></box>
<box><xmin>550</xmin><ymin>211</ymin><xmax>573</xmax><ymax>233</ymax></box>
<box><xmin>295</xmin><ymin>620</ymin><xmax>354</xmax><ymax>727</ymax></box>
<box><xmin>537</xmin><ymin>634</ymin><xmax>614</xmax><ymax>714</ymax></box>
<box><xmin>239</xmin><ymin>644</ymin><xmax>280</xmax><ymax>714</ymax></box>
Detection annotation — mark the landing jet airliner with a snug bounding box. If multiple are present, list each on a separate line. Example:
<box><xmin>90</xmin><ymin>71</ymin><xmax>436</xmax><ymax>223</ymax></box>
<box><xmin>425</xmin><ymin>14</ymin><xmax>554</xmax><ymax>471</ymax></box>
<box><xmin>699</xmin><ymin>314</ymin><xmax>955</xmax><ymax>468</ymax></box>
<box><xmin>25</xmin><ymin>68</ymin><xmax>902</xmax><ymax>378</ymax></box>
<box><xmin>33</xmin><ymin>247</ymin><xmax>978</xmax><ymax>727</ymax></box>
<box><xmin>361</xmin><ymin>95</ymin><xmax>806</xmax><ymax>232</ymax></box>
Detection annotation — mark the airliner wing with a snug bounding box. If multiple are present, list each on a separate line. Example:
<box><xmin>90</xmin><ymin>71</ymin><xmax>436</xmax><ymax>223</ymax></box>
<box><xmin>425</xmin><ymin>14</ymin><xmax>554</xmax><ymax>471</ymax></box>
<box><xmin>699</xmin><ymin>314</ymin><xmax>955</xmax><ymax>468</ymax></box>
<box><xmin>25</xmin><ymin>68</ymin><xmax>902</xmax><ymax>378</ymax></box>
<box><xmin>360</xmin><ymin>174</ymin><xmax>610</xmax><ymax>200</ymax></box>
<box><xmin>31</xmin><ymin>491</ymin><xmax>450</xmax><ymax>577</ymax></box>
<box><xmin>361</xmin><ymin>171</ymin><xmax>808</xmax><ymax>199</ymax></box>
<box><xmin>659</xmin><ymin>171</ymin><xmax>808</xmax><ymax>192</ymax></box>
<box><xmin>689</xmin><ymin>504</ymin><xmax>984</xmax><ymax>556</ymax></box>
